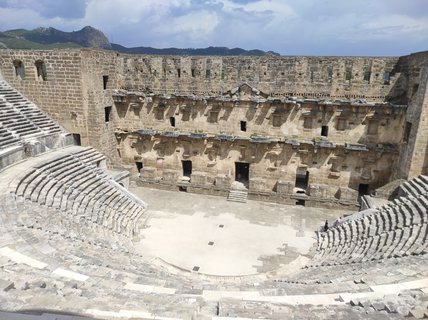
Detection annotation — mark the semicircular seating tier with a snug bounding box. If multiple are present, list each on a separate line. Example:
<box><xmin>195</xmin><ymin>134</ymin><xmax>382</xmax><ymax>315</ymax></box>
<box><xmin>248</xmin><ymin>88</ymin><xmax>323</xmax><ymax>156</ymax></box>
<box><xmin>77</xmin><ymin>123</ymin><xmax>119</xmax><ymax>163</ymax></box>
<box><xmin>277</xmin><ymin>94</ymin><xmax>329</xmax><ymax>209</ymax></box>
<box><xmin>10</xmin><ymin>146</ymin><xmax>147</xmax><ymax>236</ymax></box>
<box><xmin>311</xmin><ymin>175</ymin><xmax>428</xmax><ymax>267</ymax></box>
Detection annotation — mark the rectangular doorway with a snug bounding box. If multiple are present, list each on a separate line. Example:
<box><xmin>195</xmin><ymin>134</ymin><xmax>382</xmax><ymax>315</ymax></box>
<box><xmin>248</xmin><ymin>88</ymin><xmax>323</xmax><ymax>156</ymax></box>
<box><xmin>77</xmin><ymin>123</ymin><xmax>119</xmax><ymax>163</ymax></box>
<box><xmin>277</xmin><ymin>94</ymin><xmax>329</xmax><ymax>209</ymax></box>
<box><xmin>295</xmin><ymin>168</ymin><xmax>309</xmax><ymax>191</ymax></box>
<box><xmin>321</xmin><ymin>125</ymin><xmax>329</xmax><ymax>137</ymax></box>
<box><xmin>182</xmin><ymin>160</ymin><xmax>192</xmax><ymax>177</ymax></box>
<box><xmin>72</xmin><ymin>133</ymin><xmax>81</xmax><ymax>146</ymax></box>
<box><xmin>358</xmin><ymin>183</ymin><xmax>369</xmax><ymax>199</ymax></box>
<box><xmin>135</xmin><ymin>162</ymin><xmax>143</xmax><ymax>176</ymax></box>
<box><xmin>235</xmin><ymin>162</ymin><xmax>249</xmax><ymax>186</ymax></box>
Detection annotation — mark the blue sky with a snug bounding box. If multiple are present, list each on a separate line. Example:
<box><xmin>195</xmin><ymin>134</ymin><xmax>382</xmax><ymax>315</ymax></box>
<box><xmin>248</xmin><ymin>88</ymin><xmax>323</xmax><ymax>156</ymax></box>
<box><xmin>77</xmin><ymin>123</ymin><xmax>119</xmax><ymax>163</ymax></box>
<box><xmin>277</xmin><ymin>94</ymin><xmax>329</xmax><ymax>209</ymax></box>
<box><xmin>0</xmin><ymin>0</ymin><xmax>427</xmax><ymax>56</ymax></box>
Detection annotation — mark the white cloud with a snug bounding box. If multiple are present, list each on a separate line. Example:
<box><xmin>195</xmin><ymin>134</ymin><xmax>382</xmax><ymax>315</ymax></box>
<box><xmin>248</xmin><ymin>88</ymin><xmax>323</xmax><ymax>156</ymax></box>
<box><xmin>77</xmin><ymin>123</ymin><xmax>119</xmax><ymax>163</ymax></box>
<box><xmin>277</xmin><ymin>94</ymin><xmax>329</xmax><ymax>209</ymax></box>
<box><xmin>0</xmin><ymin>0</ymin><xmax>426</xmax><ymax>55</ymax></box>
<box><xmin>155</xmin><ymin>10</ymin><xmax>219</xmax><ymax>40</ymax></box>
<box><xmin>360</xmin><ymin>14</ymin><xmax>428</xmax><ymax>40</ymax></box>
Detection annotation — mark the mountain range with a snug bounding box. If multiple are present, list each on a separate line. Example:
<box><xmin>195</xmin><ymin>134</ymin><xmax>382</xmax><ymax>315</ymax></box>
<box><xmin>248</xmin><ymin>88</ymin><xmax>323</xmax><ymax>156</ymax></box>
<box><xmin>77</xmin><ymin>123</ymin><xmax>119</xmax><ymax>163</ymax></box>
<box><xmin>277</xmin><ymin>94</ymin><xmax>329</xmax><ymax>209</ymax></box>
<box><xmin>0</xmin><ymin>26</ymin><xmax>279</xmax><ymax>56</ymax></box>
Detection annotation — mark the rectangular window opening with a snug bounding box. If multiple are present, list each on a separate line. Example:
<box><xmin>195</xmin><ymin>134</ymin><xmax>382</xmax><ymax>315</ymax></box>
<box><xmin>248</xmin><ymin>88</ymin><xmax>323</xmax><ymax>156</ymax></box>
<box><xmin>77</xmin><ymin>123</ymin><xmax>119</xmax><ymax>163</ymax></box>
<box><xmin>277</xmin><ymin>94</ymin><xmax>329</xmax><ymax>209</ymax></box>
<box><xmin>206</xmin><ymin>69</ymin><xmax>211</xmax><ymax>79</ymax></box>
<box><xmin>363</xmin><ymin>71</ymin><xmax>371</xmax><ymax>83</ymax></box>
<box><xmin>240</xmin><ymin>121</ymin><xmax>247</xmax><ymax>132</ymax></box>
<box><xmin>403</xmin><ymin>121</ymin><xmax>412</xmax><ymax>143</ymax></box>
<box><xmin>345</xmin><ymin>69</ymin><xmax>352</xmax><ymax>81</ymax></box>
<box><xmin>104</xmin><ymin>106</ymin><xmax>112</xmax><ymax>123</ymax></box>
<box><xmin>102</xmin><ymin>75</ymin><xmax>109</xmax><ymax>90</ymax></box>
<box><xmin>327</xmin><ymin>68</ymin><xmax>333</xmax><ymax>83</ymax></box>
<box><xmin>191</xmin><ymin>69</ymin><xmax>196</xmax><ymax>77</ymax></box>
<box><xmin>412</xmin><ymin>84</ymin><xmax>419</xmax><ymax>98</ymax></box>
<box><xmin>384</xmin><ymin>71</ymin><xmax>390</xmax><ymax>85</ymax></box>
<box><xmin>170</xmin><ymin>116</ymin><xmax>176</xmax><ymax>127</ymax></box>
<box><xmin>177</xmin><ymin>68</ymin><xmax>181</xmax><ymax>78</ymax></box>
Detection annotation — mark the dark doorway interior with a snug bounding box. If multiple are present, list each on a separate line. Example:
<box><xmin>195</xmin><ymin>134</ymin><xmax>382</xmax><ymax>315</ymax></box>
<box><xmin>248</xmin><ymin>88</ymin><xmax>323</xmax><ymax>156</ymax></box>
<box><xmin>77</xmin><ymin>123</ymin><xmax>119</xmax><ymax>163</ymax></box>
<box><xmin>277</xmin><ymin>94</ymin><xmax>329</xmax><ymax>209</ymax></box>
<box><xmin>358</xmin><ymin>183</ymin><xmax>369</xmax><ymax>202</ymax></box>
<box><xmin>170</xmin><ymin>116</ymin><xmax>176</xmax><ymax>127</ymax></box>
<box><xmin>296</xmin><ymin>199</ymin><xmax>306</xmax><ymax>206</ymax></box>
<box><xmin>104</xmin><ymin>106</ymin><xmax>112</xmax><ymax>123</ymax></box>
<box><xmin>182</xmin><ymin>160</ymin><xmax>192</xmax><ymax>177</ymax></box>
<box><xmin>135</xmin><ymin>162</ymin><xmax>143</xmax><ymax>175</ymax></box>
<box><xmin>235</xmin><ymin>162</ymin><xmax>250</xmax><ymax>186</ymax></box>
<box><xmin>240</xmin><ymin>121</ymin><xmax>247</xmax><ymax>132</ymax></box>
<box><xmin>295</xmin><ymin>170</ymin><xmax>309</xmax><ymax>190</ymax></box>
<box><xmin>72</xmin><ymin>133</ymin><xmax>81</xmax><ymax>146</ymax></box>
<box><xmin>321</xmin><ymin>125</ymin><xmax>329</xmax><ymax>137</ymax></box>
<box><xmin>103</xmin><ymin>75</ymin><xmax>109</xmax><ymax>90</ymax></box>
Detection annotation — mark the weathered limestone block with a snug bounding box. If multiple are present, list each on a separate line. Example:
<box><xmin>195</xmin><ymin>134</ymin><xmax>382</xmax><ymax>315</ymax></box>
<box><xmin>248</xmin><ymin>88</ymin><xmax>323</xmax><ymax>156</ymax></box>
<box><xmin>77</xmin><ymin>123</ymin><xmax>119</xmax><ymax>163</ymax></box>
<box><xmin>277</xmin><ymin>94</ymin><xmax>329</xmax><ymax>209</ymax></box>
<box><xmin>0</xmin><ymin>146</ymin><xmax>25</xmax><ymax>171</ymax></box>
<box><xmin>338</xmin><ymin>187</ymin><xmax>358</xmax><ymax>202</ymax></box>
<box><xmin>250</xmin><ymin>178</ymin><xmax>266</xmax><ymax>192</ymax></box>
<box><xmin>140</xmin><ymin>166</ymin><xmax>157</xmax><ymax>180</ymax></box>
<box><xmin>215</xmin><ymin>174</ymin><xmax>231</xmax><ymax>188</ymax></box>
<box><xmin>308</xmin><ymin>184</ymin><xmax>329</xmax><ymax>198</ymax></box>
<box><xmin>162</xmin><ymin>169</ymin><xmax>179</xmax><ymax>183</ymax></box>
<box><xmin>24</xmin><ymin>141</ymin><xmax>46</xmax><ymax>157</ymax></box>
<box><xmin>191</xmin><ymin>171</ymin><xmax>207</xmax><ymax>185</ymax></box>
<box><xmin>276</xmin><ymin>180</ymin><xmax>293</xmax><ymax>194</ymax></box>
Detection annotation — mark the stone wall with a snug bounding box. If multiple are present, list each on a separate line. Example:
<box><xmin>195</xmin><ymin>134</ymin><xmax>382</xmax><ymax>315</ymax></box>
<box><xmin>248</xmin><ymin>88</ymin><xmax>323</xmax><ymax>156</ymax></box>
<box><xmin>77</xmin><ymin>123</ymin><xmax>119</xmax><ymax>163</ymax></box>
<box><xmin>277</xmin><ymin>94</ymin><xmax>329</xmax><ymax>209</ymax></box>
<box><xmin>0</xmin><ymin>50</ymin><xmax>85</xmax><ymax>137</ymax></box>
<box><xmin>0</xmin><ymin>48</ymin><xmax>427</xmax><ymax>204</ymax></box>
<box><xmin>120</xmin><ymin>55</ymin><xmax>401</xmax><ymax>102</ymax></box>
<box><xmin>394</xmin><ymin>52</ymin><xmax>428</xmax><ymax>179</ymax></box>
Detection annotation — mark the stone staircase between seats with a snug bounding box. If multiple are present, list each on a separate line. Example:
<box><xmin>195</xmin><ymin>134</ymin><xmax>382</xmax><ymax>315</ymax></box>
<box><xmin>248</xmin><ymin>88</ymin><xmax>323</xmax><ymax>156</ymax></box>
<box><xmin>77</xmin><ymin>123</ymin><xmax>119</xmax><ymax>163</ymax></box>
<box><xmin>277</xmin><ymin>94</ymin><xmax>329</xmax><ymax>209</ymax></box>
<box><xmin>0</xmin><ymin>81</ymin><xmax>63</xmax><ymax>137</ymax></box>
<box><xmin>227</xmin><ymin>189</ymin><xmax>248</xmax><ymax>203</ymax></box>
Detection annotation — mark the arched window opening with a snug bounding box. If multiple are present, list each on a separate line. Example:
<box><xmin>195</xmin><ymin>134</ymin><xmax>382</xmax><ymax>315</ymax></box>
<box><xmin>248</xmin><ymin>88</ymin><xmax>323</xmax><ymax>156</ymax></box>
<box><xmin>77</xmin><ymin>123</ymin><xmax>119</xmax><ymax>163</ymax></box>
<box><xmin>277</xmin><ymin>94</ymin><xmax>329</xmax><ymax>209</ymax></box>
<box><xmin>13</xmin><ymin>60</ymin><xmax>25</xmax><ymax>80</ymax></box>
<box><xmin>35</xmin><ymin>60</ymin><xmax>47</xmax><ymax>81</ymax></box>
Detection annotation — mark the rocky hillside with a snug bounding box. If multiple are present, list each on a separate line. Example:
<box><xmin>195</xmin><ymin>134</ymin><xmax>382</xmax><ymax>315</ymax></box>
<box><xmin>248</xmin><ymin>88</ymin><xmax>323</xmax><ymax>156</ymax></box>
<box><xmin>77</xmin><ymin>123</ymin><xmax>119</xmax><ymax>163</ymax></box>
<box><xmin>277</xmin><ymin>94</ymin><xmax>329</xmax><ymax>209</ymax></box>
<box><xmin>0</xmin><ymin>26</ymin><xmax>111</xmax><ymax>50</ymax></box>
<box><xmin>111</xmin><ymin>44</ymin><xmax>279</xmax><ymax>56</ymax></box>
<box><xmin>0</xmin><ymin>26</ymin><xmax>279</xmax><ymax>56</ymax></box>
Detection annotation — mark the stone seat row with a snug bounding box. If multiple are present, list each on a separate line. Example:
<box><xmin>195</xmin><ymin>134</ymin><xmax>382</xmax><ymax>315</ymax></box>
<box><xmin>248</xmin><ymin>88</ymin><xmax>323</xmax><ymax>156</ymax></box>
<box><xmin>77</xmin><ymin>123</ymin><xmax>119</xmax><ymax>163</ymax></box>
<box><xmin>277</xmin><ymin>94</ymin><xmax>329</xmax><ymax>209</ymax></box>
<box><xmin>13</xmin><ymin>147</ymin><xmax>147</xmax><ymax>236</ymax></box>
<box><xmin>0</xmin><ymin>127</ymin><xmax>20</xmax><ymax>149</ymax></box>
<box><xmin>0</xmin><ymin>194</ymin><xmax>427</xmax><ymax>319</ymax></box>
<box><xmin>0</xmin><ymin>104</ymin><xmax>42</xmax><ymax>137</ymax></box>
<box><xmin>313</xmin><ymin>185</ymin><xmax>428</xmax><ymax>266</ymax></box>
<box><xmin>319</xmin><ymin>192</ymin><xmax>427</xmax><ymax>250</ymax></box>
<box><xmin>313</xmin><ymin>223</ymin><xmax>427</xmax><ymax>267</ymax></box>
<box><xmin>0</xmin><ymin>196</ymin><xmax>194</xmax><ymax>297</ymax></box>
<box><xmin>13</xmin><ymin>102</ymin><xmax>62</xmax><ymax>134</ymax></box>
<box><xmin>1</xmin><ymin>192</ymin><xmax>241</xmax><ymax>294</ymax></box>
<box><xmin>400</xmin><ymin>175</ymin><xmax>428</xmax><ymax>197</ymax></box>
<box><xmin>0</xmin><ymin>81</ymin><xmax>63</xmax><ymax>137</ymax></box>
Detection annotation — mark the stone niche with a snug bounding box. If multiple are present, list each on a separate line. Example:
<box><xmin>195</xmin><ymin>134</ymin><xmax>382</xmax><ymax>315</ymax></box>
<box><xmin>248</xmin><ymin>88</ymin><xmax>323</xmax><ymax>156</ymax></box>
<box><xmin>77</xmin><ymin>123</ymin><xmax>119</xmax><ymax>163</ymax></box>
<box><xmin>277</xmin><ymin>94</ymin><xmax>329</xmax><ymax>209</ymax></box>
<box><xmin>140</xmin><ymin>166</ymin><xmax>157</xmax><ymax>180</ymax></box>
<box><xmin>276</xmin><ymin>180</ymin><xmax>294</xmax><ymax>194</ymax></box>
<box><xmin>162</xmin><ymin>169</ymin><xmax>179</xmax><ymax>183</ymax></box>
<box><xmin>190</xmin><ymin>171</ymin><xmax>207</xmax><ymax>185</ymax></box>
<box><xmin>338</xmin><ymin>187</ymin><xmax>359</xmax><ymax>202</ymax></box>
<box><xmin>215</xmin><ymin>174</ymin><xmax>231</xmax><ymax>189</ymax></box>
<box><xmin>250</xmin><ymin>178</ymin><xmax>267</xmax><ymax>192</ymax></box>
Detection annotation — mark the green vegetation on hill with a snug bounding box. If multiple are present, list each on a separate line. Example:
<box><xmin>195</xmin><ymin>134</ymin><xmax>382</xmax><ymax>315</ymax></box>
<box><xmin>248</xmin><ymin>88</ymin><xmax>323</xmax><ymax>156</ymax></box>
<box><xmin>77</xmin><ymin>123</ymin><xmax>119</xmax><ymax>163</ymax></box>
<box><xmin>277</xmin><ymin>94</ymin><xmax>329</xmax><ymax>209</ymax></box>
<box><xmin>0</xmin><ymin>26</ymin><xmax>280</xmax><ymax>56</ymax></box>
